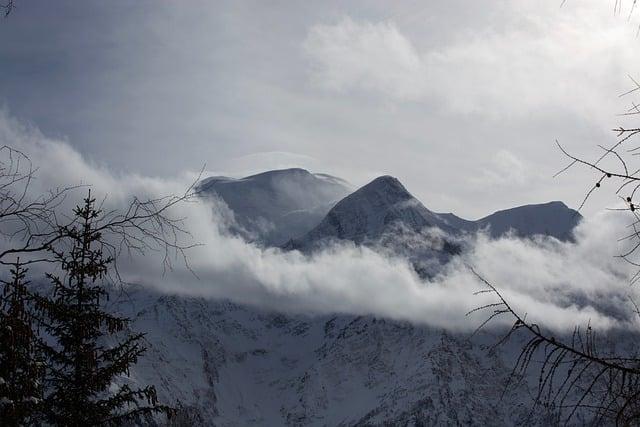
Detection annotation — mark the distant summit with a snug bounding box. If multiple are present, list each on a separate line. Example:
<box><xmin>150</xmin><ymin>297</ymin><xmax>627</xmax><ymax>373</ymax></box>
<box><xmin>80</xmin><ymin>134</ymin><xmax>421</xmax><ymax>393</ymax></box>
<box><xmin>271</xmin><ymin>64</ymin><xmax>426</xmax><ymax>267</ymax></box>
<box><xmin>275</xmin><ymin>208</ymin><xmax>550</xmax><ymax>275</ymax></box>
<box><xmin>198</xmin><ymin>168</ymin><xmax>351</xmax><ymax>246</ymax></box>
<box><xmin>286</xmin><ymin>175</ymin><xmax>456</xmax><ymax>251</ymax></box>
<box><xmin>475</xmin><ymin>201</ymin><xmax>580</xmax><ymax>240</ymax></box>
<box><xmin>435</xmin><ymin>201</ymin><xmax>580</xmax><ymax>241</ymax></box>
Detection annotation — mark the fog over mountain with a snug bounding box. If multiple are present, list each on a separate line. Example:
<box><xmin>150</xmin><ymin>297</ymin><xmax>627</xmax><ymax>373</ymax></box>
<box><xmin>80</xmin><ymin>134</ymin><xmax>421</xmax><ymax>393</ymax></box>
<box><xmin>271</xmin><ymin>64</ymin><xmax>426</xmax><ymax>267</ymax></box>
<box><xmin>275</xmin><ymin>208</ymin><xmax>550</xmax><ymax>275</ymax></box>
<box><xmin>117</xmin><ymin>168</ymin><xmax>627</xmax><ymax>425</ymax></box>
<box><xmin>198</xmin><ymin>168</ymin><xmax>351</xmax><ymax>246</ymax></box>
<box><xmin>284</xmin><ymin>173</ymin><xmax>580</xmax><ymax>249</ymax></box>
<box><xmin>1</xmin><ymin>110</ymin><xmax>639</xmax><ymax>425</ymax></box>
<box><xmin>1</xmin><ymin>110</ymin><xmax>631</xmax><ymax>331</ymax></box>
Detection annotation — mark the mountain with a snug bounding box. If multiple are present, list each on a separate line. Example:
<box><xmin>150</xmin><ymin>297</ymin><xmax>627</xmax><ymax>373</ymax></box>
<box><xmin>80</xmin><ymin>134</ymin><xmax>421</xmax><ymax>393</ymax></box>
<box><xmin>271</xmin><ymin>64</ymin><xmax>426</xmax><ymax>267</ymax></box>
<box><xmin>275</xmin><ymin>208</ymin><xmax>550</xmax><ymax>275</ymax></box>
<box><xmin>477</xmin><ymin>201</ymin><xmax>580</xmax><ymax>240</ymax></box>
<box><xmin>116</xmin><ymin>287</ymin><xmax>560</xmax><ymax>426</ymax></box>
<box><xmin>286</xmin><ymin>176</ymin><xmax>456</xmax><ymax>249</ymax></box>
<box><xmin>199</xmin><ymin>170</ymin><xmax>581</xmax><ymax>252</ymax></box>
<box><xmin>438</xmin><ymin>201</ymin><xmax>581</xmax><ymax>241</ymax></box>
<box><xmin>198</xmin><ymin>168</ymin><xmax>351</xmax><ymax>246</ymax></box>
<box><xmin>282</xmin><ymin>175</ymin><xmax>462</xmax><ymax>276</ymax></box>
<box><xmin>123</xmin><ymin>169</ymin><xmax>588</xmax><ymax>425</ymax></box>
<box><xmin>287</xmin><ymin>176</ymin><xmax>581</xmax><ymax>253</ymax></box>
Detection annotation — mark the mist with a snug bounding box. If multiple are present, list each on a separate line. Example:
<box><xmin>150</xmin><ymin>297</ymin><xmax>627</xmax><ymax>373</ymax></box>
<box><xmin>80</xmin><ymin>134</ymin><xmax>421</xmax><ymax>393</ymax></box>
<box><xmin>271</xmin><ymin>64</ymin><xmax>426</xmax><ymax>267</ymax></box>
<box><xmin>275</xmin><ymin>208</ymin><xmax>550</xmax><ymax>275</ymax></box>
<box><xmin>1</xmin><ymin>110</ymin><xmax>638</xmax><ymax>333</ymax></box>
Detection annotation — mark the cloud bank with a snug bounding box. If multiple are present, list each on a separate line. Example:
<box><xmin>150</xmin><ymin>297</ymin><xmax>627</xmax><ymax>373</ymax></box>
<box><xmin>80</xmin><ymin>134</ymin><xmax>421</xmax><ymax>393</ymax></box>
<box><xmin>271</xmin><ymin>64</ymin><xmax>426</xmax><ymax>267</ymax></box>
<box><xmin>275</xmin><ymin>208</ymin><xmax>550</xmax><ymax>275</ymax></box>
<box><xmin>0</xmin><ymin>110</ymin><xmax>638</xmax><ymax>333</ymax></box>
<box><xmin>304</xmin><ymin>6</ymin><xmax>640</xmax><ymax>117</ymax></box>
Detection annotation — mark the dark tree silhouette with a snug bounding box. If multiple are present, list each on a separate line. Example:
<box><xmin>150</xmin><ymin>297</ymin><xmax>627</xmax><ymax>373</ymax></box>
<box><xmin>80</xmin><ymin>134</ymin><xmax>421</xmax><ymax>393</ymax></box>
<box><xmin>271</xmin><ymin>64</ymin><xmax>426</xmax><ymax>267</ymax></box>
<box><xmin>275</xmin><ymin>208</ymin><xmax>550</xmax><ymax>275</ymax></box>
<box><xmin>0</xmin><ymin>145</ymin><xmax>198</xmax><ymax>424</ymax></box>
<box><xmin>0</xmin><ymin>260</ymin><xmax>44</xmax><ymax>426</ymax></box>
<box><xmin>37</xmin><ymin>192</ymin><xmax>173</xmax><ymax>425</ymax></box>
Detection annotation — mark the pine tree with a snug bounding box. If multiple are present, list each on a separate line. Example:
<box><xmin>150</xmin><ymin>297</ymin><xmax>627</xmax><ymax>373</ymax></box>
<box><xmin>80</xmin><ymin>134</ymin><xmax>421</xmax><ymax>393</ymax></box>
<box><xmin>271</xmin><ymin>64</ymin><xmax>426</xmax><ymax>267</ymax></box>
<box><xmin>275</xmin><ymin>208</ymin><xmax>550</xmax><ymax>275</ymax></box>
<box><xmin>39</xmin><ymin>193</ymin><xmax>170</xmax><ymax>426</ymax></box>
<box><xmin>0</xmin><ymin>261</ymin><xmax>44</xmax><ymax>426</ymax></box>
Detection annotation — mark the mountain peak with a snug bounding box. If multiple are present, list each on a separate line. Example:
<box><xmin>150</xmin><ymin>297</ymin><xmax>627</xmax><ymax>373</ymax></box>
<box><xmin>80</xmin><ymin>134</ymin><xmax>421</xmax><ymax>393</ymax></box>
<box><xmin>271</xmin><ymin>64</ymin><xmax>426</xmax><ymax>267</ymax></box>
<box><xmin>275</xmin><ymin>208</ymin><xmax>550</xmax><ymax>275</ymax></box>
<box><xmin>545</xmin><ymin>200</ymin><xmax>568</xmax><ymax>209</ymax></box>
<box><xmin>365</xmin><ymin>175</ymin><xmax>404</xmax><ymax>189</ymax></box>
<box><xmin>351</xmin><ymin>175</ymin><xmax>414</xmax><ymax>205</ymax></box>
<box><xmin>476</xmin><ymin>200</ymin><xmax>581</xmax><ymax>240</ymax></box>
<box><xmin>287</xmin><ymin>176</ymin><xmax>449</xmax><ymax>249</ymax></box>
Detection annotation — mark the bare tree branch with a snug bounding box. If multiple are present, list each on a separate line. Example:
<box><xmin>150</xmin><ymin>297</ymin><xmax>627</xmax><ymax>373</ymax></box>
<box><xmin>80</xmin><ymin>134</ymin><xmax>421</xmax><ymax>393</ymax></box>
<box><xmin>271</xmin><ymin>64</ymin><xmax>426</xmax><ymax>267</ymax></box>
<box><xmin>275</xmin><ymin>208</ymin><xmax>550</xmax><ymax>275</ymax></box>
<box><xmin>1</xmin><ymin>0</ymin><xmax>14</xmax><ymax>18</ymax></box>
<box><xmin>472</xmin><ymin>74</ymin><xmax>640</xmax><ymax>424</ymax></box>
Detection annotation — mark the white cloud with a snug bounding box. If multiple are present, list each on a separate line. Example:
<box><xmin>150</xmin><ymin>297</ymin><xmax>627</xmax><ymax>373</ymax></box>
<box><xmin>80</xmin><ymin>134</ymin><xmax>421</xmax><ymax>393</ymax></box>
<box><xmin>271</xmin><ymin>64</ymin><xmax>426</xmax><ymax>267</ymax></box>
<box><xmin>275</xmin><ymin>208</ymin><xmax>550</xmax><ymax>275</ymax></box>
<box><xmin>1</xmin><ymin>110</ymin><xmax>639</xmax><ymax>334</ymax></box>
<box><xmin>304</xmin><ymin>4</ymin><xmax>640</xmax><ymax>117</ymax></box>
<box><xmin>304</xmin><ymin>17</ymin><xmax>429</xmax><ymax>101</ymax></box>
<box><xmin>470</xmin><ymin>149</ymin><xmax>529</xmax><ymax>188</ymax></box>
<box><xmin>224</xmin><ymin>151</ymin><xmax>322</xmax><ymax>178</ymax></box>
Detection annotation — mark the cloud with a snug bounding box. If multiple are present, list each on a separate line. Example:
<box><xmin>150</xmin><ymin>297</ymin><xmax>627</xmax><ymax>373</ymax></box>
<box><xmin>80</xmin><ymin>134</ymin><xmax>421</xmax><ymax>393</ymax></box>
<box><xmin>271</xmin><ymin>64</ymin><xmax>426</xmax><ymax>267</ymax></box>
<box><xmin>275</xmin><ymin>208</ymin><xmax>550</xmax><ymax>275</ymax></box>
<box><xmin>470</xmin><ymin>149</ymin><xmax>529</xmax><ymax>189</ymax></box>
<box><xmin>304</xmin><ymin>17</ymin><xmax>429</xmax><ymax>101</ymax></box>
<box><xmin>0</xmin><ymin>110</ymin><xmax>638</xmax><ymax>333</ymax></box>
<box><xmin>303</xmin><ymin>5</ymin><xmax>640</xmax><ymax>117</ymax></box>
<box><xmin>223</xmin><ymin>151</ymin><xmax>322</xmax><ymax>178</ymax></box>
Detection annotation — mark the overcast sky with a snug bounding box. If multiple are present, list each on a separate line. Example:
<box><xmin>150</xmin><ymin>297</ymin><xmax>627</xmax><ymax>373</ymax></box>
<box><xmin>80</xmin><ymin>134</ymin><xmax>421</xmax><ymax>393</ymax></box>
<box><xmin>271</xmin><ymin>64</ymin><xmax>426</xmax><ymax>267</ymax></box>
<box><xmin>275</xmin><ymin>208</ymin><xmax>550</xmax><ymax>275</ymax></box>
<box><xmin>1</xmin><ymin>0</ymin><xmax>639</xmax><ymax>218</ymax></box>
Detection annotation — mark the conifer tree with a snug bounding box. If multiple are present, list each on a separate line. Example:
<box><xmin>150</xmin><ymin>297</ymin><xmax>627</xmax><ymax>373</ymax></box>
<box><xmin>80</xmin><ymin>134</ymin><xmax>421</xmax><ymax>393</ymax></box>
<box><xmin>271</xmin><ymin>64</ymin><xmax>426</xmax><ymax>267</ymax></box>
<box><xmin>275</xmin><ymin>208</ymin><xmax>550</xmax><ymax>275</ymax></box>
<box><xmin>39</xmin><ymin>192</ymin><xmax>170</xmax><ymax>425</ymax></box>
<box><xmin>0</xmin><ymin>260</ymin><xmax>44</xmax><ymax>426</ymax></box>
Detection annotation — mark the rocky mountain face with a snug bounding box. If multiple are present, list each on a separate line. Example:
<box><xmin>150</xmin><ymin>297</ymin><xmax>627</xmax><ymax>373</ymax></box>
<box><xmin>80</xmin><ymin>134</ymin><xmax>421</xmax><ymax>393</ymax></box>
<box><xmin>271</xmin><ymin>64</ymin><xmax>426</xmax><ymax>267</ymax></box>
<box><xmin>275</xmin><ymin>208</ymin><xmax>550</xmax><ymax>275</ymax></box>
<box><xmin>118</xmin><ymin>287</ymin><xmax>562</xmax><ymax>426</ymax></box>
<box><xmin>119</xmin><ymin>169</ymin><xmax>586</xmax><ymax>426</ymax></box>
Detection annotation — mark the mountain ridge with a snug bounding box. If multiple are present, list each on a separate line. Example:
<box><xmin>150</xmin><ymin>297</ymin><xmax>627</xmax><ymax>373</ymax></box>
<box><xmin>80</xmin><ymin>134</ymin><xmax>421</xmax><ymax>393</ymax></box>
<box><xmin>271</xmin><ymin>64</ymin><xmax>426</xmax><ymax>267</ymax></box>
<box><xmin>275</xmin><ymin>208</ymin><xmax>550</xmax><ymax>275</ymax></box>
<box><xmin>283</xmin><ymin>173</ymin><xmax>581</xmax><ymax>254</ymax></box>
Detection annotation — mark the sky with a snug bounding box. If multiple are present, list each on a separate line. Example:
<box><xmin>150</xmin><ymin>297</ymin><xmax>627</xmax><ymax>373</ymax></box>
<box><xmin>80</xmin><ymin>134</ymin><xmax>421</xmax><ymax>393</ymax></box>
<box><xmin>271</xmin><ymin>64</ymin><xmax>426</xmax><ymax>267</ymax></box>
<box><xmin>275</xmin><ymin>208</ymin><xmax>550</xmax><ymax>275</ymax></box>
<box><xmin>1</xmin><ymin>0</ymin><xmax>640</xmax><ymax>219</ymax></box>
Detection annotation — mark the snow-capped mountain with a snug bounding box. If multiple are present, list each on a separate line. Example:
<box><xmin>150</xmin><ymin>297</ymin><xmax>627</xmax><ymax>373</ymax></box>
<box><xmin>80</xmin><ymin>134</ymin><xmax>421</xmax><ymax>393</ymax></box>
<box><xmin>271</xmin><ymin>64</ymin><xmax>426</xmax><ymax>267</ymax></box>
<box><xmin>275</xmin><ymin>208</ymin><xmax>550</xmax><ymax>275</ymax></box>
<box><xmin>279</xmin><ymin>173</ymin><xmax>580</xmax><ymax>277</ymax></box>
<box><xmin>284</xmin><ymin>175</ymin><xmax>458</xmax><ymax>250</ymax></box>
<box><xmin>285</xmin><ymin>174</ymin><xmax>580</xmax><ymax>251</ymax></box>
<box><xmin>200</xmin><ymin>170</ymin><xmax>581</xmax><ymax>252</ymax></box>
<box><xmin>438</xmin><ymin>201</ymin><xmax>581</xmax><ymax>241</ymax></box>
<box><xmin>197</xmin><ymin>169</ymin><xmax>351</xmax><ymax>246</ymax></box>
<box><xmin>281</xmin><ymin>175</ymin><xmax>462</xmax><ymax>276</ymax></box>
<box><xmin>115</xmin><ymin>169</ymin><xmax>588</xmax><ymax>425</ymax></box>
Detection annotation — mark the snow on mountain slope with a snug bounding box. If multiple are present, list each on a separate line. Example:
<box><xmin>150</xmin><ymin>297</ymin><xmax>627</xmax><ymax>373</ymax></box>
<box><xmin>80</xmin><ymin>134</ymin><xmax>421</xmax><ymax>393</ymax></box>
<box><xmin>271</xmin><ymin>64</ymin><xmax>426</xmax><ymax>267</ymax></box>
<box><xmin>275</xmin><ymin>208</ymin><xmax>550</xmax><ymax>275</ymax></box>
<box><xmin>476</xmin><ymin>201</ymin><xmax>581</xmax><ymax>240</ymax></box>
<box><xmin>113</xmin><ymin>287</ymin><xmax>564</xmax><ymax>426</ymax></box>
<box><xmin>284</xmin><ymin>175</ymin><xmax>457</xmax><ymax>249</ymax></box>
<box><xmin>287</xmin><ymin>176</ymin><xmax>580</xmax><ymax>254</ymax></box>
<box><xmin>437</xmin><ymin>201</ymin><xmax>581</xmax><ymax>241</ymax></box>
<box><xmin>197</xmin><ymin>169</ymin><xmax>351</xmax><ymax>246</ymax></box>
<box><xmin>116</xmin><ymin>170</ymin><xmax>588</xmax><ymax>425</ymax></box>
